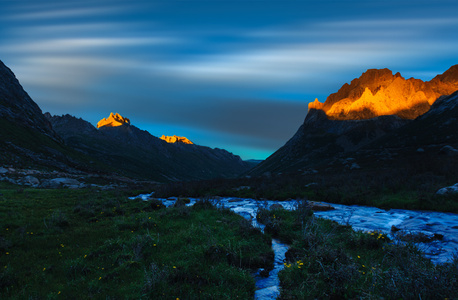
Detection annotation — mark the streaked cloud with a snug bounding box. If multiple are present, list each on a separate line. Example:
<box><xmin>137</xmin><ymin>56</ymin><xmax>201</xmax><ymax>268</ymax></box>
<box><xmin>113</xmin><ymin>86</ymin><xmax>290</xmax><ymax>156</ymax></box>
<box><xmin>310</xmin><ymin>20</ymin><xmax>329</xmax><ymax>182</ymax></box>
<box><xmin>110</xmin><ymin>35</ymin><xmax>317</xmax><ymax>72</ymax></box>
<box><xmin>1</xmin><ymin>0</ymin><xmax>457</xmax><ymax>159</ymax></box>
<box><xmin>1</xmin><ymin>37</ymin><xmax>174</xmax><ymax>53</ymax></box>
<box><xmin>4</xmin><ymin>2</ymin><xmax>129</xmax><ymax>20</ymax></box>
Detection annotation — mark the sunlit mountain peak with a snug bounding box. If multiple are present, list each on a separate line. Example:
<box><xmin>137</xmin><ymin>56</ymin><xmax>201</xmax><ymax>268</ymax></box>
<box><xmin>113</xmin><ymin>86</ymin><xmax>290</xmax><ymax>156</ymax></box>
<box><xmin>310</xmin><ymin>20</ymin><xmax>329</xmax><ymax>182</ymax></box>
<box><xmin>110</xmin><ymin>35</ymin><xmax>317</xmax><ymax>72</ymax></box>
<box><xmin>97</xmin><ymin>112</ymin><xmax>130</xmax><ymax>128</ymax></box>
<box><xmin>308</xmin><ymin>66</ymin><xmax>458</xmax><ymax>120</ymax></box>
<box><xmin>160</xmin><ymin>135</ymin><xmax>194</xmax><ymax>144</ymax></box>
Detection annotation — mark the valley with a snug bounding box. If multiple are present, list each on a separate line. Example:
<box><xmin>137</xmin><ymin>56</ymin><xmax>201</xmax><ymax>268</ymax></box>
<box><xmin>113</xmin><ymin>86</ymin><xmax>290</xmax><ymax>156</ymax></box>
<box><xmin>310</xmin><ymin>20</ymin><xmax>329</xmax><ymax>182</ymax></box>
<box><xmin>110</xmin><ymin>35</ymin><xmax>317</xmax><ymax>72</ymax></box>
<box><xmin>1</xmin><ymin>58</ymin><xmax>457</xmax><ymax>298</ymax></box>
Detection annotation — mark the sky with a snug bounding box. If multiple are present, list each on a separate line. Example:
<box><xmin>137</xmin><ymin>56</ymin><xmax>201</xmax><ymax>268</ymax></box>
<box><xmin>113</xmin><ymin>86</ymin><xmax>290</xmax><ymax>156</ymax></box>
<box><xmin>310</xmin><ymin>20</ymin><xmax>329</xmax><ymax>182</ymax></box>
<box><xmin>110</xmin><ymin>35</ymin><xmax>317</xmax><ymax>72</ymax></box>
<box><xmin>1</xmin><ymin>0</ymin><xmax>458</xmax><ymax>160</ymax></box>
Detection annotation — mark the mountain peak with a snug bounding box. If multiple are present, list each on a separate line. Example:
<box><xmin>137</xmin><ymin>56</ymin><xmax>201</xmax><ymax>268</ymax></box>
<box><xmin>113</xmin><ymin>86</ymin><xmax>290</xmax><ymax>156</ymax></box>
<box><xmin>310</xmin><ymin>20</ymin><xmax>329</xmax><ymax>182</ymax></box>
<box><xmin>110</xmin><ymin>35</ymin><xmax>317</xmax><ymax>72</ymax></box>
<box><xmin>309</xmin><ymin>66</ymin><xmax>458</xmax><ymax>120</ymax></box>
<box><xmin>97</xmin><ymin>112</ymin><xmax>130</xmax><ymax>128</ymax></box>
<box><xmin>160</xmin><ymin>135</ymin><xmax>194</xmax><ymax>144</ymax></box>
<box><xmin>0</xmin><ymin>60</ymin><xmax>57</xmax><ymax>138</ymax></box>
<box><xmin>431</xmin><ymin>64</ymin><xmax>458</xmax><ymax>84</ymax></box>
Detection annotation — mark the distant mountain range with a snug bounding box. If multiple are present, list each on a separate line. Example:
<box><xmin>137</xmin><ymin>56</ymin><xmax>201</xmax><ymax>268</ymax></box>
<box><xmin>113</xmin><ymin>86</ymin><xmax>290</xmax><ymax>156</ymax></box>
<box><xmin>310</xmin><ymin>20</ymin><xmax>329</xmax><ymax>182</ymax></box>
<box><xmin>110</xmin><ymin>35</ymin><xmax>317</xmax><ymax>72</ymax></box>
<box><xmin>0</xmin><ymin>59</ymin><xmax>250</xmax><ymax>182</ymax></box>
<box><xmin>2</xmin><ymin>58</ymin><xmax>457</xmax><ymax>185</ymax></box>
<box><xmin>47</xmin><ymin>112</ymin><xmax>249</xmax><ymax>181</ymax></box>
<box><xmin>250</xmin><ymin>66</ymin><xmax>458</xmax><ymax>176</ymax></box>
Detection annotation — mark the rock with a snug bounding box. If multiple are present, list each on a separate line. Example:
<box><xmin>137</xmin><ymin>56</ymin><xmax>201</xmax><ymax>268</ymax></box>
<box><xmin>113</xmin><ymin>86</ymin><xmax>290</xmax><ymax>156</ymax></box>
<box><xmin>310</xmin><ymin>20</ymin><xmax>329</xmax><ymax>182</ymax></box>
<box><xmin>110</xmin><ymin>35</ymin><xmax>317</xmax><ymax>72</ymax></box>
<box><xmin>394</xmin><ymin>231</ymin><xmax>440</xmax><ymax>243</ymax></box>
<box><xmin>181</xmin><ymin>198</ymin><xmax>191</xmax><ymax>204</ymax></box>
<box><xmin>307</xmin><ymin>201</ymin><xmax>335</xmax><ymax>211</ymax></box>
<box><xmin>41</xmin><ymin>178</ymin><xmax>81</xmax><ymax>189</ymax></box>
<box><xmin>305</xmin><ymin>183</ymin><xmax>318</xmax><ymax>188</ymax></box>
<box><xmin>349</xmin><ymin>163</ymin><xmax>361</xmax><ymax>170</ymax></box>
<box><xmin>228</xmin><ymin>198</ymin><xmax>243</xmax><ymax>203</ymax></box>
<box><xmin>0</xmin><ymin>177</ymin><xmax>17</xmax><ymax>184</ymax></box>
<box><xmin>308</xmin><ymin>66</ymin><xmax>458</xmax><ymax>120</ymax></box>
<box><xmin>160</xmin><ymin>135</ymin><xmax>193</xmax><ymax>144</ymax></box>
<box><xmin>0</xmin><ymin>60</ymin><xmax>57</xmax><ymax>138</ymax></box>
<box><xmin>440</xmin><ymin>145</ymin><xmax>458</xmax><ymax>156</ymax></box>
<box><xmin>302</xmin><ymin>169</ymin><xmax>318</xmax><ymax>175</ymax></box>
<box><xmin>173</xmin><ymin>198</ymin><xmax>187</xmax><ymax>207</ymax></box>
<box><xmin>0</xmin><ymin>167</ymin><xmax>8</xmax><ymax>174</ymax></box>
<box><xmin>19</xmin><ymin>175</ymin><xmax>40</xmax><ymax>187</ymax></box>
<box><xmin>96</xmin><ymin>112</ymin><xmax>130</xmax><ymax>128</ymax></box>
<box><xmin>391</xmin><ymin>225</ymin><xmax>401</xmax><ymax>232</ymax></box>
<box><xmin>433</xmin><ymin>233</ymin><xmax>444</xmax><ymax>240</ymax></box>
<box><xmin>270</xmin><ymin>204</ymin><xmax>284</xmax><ymax>210</ymax></box>
<box><xmin>436</xmin><ymin>183</ymin><xmax>458</xmax><ymax>195</ymax></box>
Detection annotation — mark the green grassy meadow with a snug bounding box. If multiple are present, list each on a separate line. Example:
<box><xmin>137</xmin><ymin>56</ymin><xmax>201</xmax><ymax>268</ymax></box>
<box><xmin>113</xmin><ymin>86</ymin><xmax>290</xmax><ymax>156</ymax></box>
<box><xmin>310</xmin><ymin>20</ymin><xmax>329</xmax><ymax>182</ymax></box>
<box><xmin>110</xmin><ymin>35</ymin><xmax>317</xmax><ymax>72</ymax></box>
<box><xmin>0</xmin><ymin>184</ymin><xmax>273</xmax><ymax>299</ymax></box>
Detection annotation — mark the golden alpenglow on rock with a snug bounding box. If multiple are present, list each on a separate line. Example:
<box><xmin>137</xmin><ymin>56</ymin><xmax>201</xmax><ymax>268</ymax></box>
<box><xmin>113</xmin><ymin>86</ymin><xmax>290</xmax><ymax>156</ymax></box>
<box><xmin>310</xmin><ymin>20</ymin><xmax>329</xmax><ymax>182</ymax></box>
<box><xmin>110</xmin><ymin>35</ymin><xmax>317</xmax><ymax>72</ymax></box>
<box><xmin>160</xmin><ymin>135</ymin><xmax>194</xmax><ymax>144</ymax></box>
<box><xmin>308</xmin><ymin>66</ymin><xmax>458</xmax><ymax>120</ymax></box>
<box><xmin>97</xmin><ymin>112</ymin><xmax>130</xmax><ymax>128</ymax></box>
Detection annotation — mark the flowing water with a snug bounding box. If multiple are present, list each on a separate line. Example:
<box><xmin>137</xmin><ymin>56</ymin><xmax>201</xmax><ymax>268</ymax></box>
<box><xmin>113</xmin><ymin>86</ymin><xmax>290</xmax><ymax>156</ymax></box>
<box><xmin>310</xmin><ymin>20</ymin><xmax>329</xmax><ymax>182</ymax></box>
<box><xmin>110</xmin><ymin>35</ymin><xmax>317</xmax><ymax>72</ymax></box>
<box><xmin>130</xmin><ymin>194</ymin><xmax>458</xmax><ymax>299</ymax></box>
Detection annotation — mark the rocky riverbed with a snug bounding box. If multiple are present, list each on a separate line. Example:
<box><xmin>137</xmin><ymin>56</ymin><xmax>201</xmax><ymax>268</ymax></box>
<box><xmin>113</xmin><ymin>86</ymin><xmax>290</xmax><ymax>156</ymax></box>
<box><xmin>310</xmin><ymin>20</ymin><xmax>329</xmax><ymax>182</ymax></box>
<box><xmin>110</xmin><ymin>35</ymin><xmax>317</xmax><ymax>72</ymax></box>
<box><xmin>131</xmin><ymin>194</ymin><xmax>458</xmax><ymax>299</ymax></box>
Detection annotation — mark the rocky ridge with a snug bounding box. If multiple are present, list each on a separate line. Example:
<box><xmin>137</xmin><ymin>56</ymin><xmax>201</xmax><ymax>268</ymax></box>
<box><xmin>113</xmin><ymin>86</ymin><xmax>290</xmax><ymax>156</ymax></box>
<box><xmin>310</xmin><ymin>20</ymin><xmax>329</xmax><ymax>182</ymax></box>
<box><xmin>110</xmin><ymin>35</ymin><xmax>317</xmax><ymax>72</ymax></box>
<box><xmin>309</xmin><ymin>65</ymin><xmax>458</xmax><ymax>120</ymax></box>
<box><xmin>0</xmin><ymin>60</ymin><xmax>57</xmax><ymax>138</ymax></box>
<box><xmin>97</xmin><ymin>112</ymin><xmax>130</xmax><ymax>128</ymax></box>
<box><xmin>250</xmin><ymin>65</ymin><xmax>458</xmax><ymax>175</ymax></box>
<box><xmin>48</xmin><ymin>113</ymin><xmax>250</xmax><ymax>182</ymax></box>
<box><xmin>160</xmin><ymin>135</ymin><xmax>194</xmax><ymax>144</ymax></box>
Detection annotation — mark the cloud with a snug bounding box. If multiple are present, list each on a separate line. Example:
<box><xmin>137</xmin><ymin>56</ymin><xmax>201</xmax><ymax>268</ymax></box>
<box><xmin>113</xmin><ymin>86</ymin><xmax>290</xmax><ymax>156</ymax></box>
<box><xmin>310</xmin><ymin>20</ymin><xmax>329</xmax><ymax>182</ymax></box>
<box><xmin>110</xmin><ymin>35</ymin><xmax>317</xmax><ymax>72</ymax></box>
<box><xmin>0</xmin><ymin>37</ymin><xmax>174</xmax><ymax>53</ymax></box>
<box><xmin>155</xmin><ymin>41</ymin><xmax>407</xmax><ymax>85</ymax></box>
<box><xmin>4</xmin><ymin>2</ymin><xmax>129</xmax><ymax>20</ymax></box>
<box><xmin>2</xmin><ymin>3</ymin><xmax>458</xmax><ymax>159</ymax></box>
<box><xmin>151</xmin><ymin>16</ymin><xmax>458</xmax><ymax>88</ymax></box>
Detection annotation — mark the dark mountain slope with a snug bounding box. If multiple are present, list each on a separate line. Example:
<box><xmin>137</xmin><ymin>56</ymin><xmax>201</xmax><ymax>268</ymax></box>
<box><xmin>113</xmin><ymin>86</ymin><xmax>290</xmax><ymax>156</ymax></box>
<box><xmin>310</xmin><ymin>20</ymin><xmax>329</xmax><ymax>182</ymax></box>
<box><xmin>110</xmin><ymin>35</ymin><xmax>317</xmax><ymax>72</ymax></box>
<box><xmin>250</xmin><ymin>66</ymin><xmax>458</xmax><ymax>176</ymax></box>
<box><xmin>1</xmin><ymin>59</ymin><xmax>251</xmax><ymax>182</ymax></box>
<box><xmin>48</xmin><ymin>114</ymin><xmax>251</xmax><ymax>181</ymax></box>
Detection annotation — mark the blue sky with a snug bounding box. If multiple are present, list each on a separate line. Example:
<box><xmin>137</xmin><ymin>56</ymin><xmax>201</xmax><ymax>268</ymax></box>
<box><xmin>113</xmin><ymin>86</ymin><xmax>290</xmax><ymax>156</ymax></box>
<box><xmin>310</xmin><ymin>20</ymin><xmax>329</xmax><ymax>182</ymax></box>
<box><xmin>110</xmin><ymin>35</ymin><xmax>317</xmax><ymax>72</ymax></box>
<box><xmin>1</xmin><ymin>0</ymin><xmax>458</xmax><ymax>159</ymax></box>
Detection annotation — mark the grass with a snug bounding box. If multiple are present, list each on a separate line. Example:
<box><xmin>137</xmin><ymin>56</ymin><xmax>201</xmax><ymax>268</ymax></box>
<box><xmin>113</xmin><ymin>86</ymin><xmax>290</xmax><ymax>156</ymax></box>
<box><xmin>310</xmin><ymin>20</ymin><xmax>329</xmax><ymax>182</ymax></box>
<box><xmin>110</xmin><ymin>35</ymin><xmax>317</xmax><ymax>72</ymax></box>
<box><xmin>0</xmin><ymin>183</ymin><xmax>273</xmax><ymax>299</ymax></box>
<box><xmin>256</xmin><ymin>202</ymin><xmax>458</xmax><ymax>299</ymax></box>
<box><xmin>0</xmin><ymin>118</ymin><xmax>115</xmax><ymax>175</ymax></box>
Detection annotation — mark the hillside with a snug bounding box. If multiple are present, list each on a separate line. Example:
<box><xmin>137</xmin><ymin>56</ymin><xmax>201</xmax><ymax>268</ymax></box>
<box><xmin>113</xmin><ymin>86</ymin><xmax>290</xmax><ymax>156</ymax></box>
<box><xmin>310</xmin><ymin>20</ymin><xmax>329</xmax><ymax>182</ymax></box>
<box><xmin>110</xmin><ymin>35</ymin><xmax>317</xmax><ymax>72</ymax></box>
<box><xmin>0</xmin><ymin>59</ymin><xmax>251</xmax><ymax>184</ymax></box>
<box><xmin>250</xmin><ymin>66</ymin><xmax>458</xmax><ymax>176</ymax></box>
<box><xmin>309</xmin><ymin>65</ymin><xmax>458</xmax><ymax>120</ymax></box>
<box><xmin>48</xmin><ymin>113</ymin><xmax>250</xmax><ymax>182</ymax></box>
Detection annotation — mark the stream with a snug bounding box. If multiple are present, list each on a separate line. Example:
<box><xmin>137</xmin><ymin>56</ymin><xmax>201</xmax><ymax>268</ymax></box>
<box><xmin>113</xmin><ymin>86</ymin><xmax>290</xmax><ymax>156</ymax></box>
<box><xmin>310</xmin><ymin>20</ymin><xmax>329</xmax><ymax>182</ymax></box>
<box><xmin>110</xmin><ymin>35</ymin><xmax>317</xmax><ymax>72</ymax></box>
<box><xmin>130</xmin><ymin>194</ymin><xmax>458</xmax><ymax>299</ymax></box>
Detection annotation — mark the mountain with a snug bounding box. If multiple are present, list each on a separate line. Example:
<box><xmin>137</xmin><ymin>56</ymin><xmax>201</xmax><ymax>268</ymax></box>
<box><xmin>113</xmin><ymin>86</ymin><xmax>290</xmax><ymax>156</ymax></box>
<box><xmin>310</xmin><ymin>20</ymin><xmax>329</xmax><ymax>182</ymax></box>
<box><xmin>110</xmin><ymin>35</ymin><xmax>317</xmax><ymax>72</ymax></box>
<box><xmin>309</xmin><ymin>66</ymin><xmax>458</xmax><ymax>120</ymax></box>
<box><xmin>0</xmin><ymin>60</ymin><xmax>58</xmax><ymax>139</ymax></box>
<box><xmin>0</xmin><ymin>59</ymin><xmax>250</xmax><ymax>183</ymax></box>
<box><xmin>369</xmin><ymin>90</ymin><xmax>458</xmax><ymax>150</ymax></box>
<box><xmin>160</xmin><ymin>135</ymin><xmax>194</xmax><ymax>145</ymax></box>
<box><xmin>250</xmin><ymin>66</ymin><xmax>458</xmax><ymax>175</ymax></box>
<box><xmin>0</xmin><ymin>60</ymin><xmax>99</xmax><ymax>173</ymax></box>
<box><xmin>97</xmin><ymin>112</ymin><xmax>130</xmax><ymax>128</ymax></box>
<box><xmin>48</xmin><ymin>113</ymin><xmax>251</xmax><ymax>181</ymax></box>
